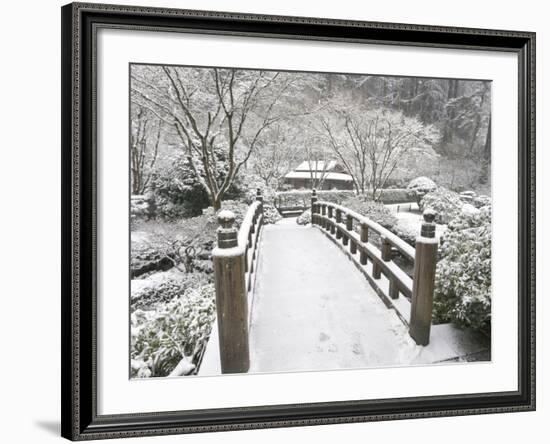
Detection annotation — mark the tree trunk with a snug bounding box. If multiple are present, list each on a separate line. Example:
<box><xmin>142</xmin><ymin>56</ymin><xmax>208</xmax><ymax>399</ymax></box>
<box><xmin>212</xmin><ymin>196</ymin><xmax>222</xmax><ymax>211</ymax></box>
<box><xmin>469</xmin><ymin>117</ymin><xmax>481</xmax><ymax>154</ymax></box>
<box><xmin>480</xmin><ymin>115</ymin><xmax>492</xmax><ymax>184</ymax></box>
<box><xmin>442</xmin><ymin>79</ymin><xmax>460</xmax><ymax>147</ymax></box>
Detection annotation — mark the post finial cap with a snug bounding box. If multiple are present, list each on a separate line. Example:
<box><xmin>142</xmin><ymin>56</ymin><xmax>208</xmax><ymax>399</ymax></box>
<box><xmin>217</xmin><ymin>210</ymin><xmax>236</xmax><ymax>229</ymax></box>
<box><xmin>423</xmin><ymin>208</ymin><xmax>437</xmax><ymax>224</ymax></box>
<box><xmin>421</xmin><ymin>208</ymin><xmax>437</xmax><ymax>238</ymax></box>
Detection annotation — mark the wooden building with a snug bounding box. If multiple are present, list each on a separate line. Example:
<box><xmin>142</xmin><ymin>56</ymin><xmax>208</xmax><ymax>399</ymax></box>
<box><xmin>283</xmin><ymin>161</ymin><xmax>354</xmax><ymax>190</ymax></box>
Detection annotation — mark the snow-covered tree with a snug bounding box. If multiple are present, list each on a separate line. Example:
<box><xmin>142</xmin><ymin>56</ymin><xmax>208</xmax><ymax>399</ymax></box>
<box><xmin>130</xmin><ymin>104</ymin><xmax>161</xmax><ymax>194</ymax></box>
<box><xmin>320</xmin><ymin>104</ymin><xmax>440</xmax><ymax>198</ymax></box>
<box><xmin>131</xmin><ymin>66</ymin><xmax>297</xmax><ymax>209</ymax></box>
<box><xmin>251</xmin><ymin>123</ymin><xmax>299</xmax><ymax>189</ymax></box>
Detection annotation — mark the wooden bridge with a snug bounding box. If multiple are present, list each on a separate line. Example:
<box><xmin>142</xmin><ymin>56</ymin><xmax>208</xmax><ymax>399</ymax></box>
<box><xmin>200</xmin><ymin>190</ymin><xmax>486</xmax><ymax>375</ymax></box>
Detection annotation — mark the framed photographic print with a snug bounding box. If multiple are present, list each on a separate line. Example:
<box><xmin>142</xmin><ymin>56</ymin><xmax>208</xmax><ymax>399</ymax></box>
<box><xmin>61</xmin><ymin>2</ymin><xmax>536</xmax><ymax>440</ymax></box>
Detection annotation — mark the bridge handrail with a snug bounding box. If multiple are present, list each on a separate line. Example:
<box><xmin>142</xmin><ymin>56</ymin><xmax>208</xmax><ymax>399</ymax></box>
<box><xmin>240</xmin><ymin>201</ymin><xmax>263</xmax><ymax>295</ymax></box>
<box><xmin>312</xmin><ymin>190</ymin><xmax>439</xmax><ymax>347</ymax></box>
<box><xmin>237</xmin><ymin>200</ymin><xmax>262</xmax><ymax>250</ymax></box>
<box><xmin>316</xmin><ymin>200</ymin><xmax>416</xmax><ymax>261</ymax></box>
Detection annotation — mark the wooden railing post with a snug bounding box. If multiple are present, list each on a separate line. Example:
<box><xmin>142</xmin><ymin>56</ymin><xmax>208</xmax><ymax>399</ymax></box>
<box><xmin>381</xmin><ymin>237</ymin><xmax>398</xmax><ymax>299</ymax></box>
<box><xmin>328</xmin><ymin>206</ymin><xmax>335</xmax><ymax>234</ymax></box>
<box><xmin>343</xmin><ymin>214</ymin><xmax>351</xmax><ymax>246</ymax></box>
<box><xmin>381</xmin><ymin>236</ymin><xmax>392</xmax><ymax>261</ymax></box>
<box><xmin>212</xmin><ymin>210</ymin><xmax>250</xmax><ymax>373</ymax></box>
<box><xmin>310</xmin><ymin>188</ymin><xmax>318</xmax><ymax>207</ymax></box>
<box><xmin>372</xmin><ymin>235</ymin><xmax>388</xmax><ymax>279</ymax></box>
<box><xmin>359</xmin><ymin>223</ymin><xmax>368</xmax><ymax>265</ymax></box>
<box><xmin>348</xmin><ymin>215</ymin><xmax>357</xmax><ymax>254</ymax></box>
<box><xmin>256</xmin><ymin>188</ymin><xmax>263</xmax><ymax>213</ymax></box>
<box><xmin>372</xmin><ymin>260</ymin><xmax>382</xmax><ymax>279</ymax></box>
<box><xmin>335</xmin><ymin>209</ymin><xmax>342</xmax><ymax>239</ymax></box>
<box><xmin>410</xmin><ymin>209</ymin><xmax>438</xmax><ymax>346</ymax></box>
<box><xmin>310</xmin><ymin>189</ymin><xmax>318</xmax><ymax>225</ymax></box>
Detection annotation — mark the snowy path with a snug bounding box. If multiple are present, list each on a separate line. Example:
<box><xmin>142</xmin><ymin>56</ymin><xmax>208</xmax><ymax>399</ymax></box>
<box><xmin>248</xmin><ymin>221</ymin><xmax>420</xmax><ymax>374</ymax></box>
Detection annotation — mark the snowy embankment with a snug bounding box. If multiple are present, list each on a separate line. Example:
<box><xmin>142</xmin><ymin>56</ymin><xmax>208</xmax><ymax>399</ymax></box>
<box><xmin>131</xmin><ymin>267</ymin><xmax>187</xmax><ymax>301</ymax></box>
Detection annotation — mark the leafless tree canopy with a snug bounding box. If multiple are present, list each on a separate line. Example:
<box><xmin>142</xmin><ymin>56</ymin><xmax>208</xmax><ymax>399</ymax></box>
<box><xmin>130</xmin><ymin>65</ymin><xmax>491</xmax><ymax>203</ymax></box>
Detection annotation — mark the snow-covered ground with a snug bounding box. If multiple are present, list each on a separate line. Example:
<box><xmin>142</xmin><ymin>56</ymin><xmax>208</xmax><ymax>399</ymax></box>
<box><xmin>275</xmin><ymin>216</ymin><xmax>299</xmax><ymax>225</ymax></box>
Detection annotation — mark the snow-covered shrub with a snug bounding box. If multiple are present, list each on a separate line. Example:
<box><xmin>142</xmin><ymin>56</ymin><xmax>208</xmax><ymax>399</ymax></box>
<box><xmin>275</xmin><ymin>190</ymin><xmax>355</xmax><ymax>210</ymax></box>
<box><xmin>393</xmin><ymin>220</ymin><xmax>419</xmax><ymax>247</ymax></box>
<box><xmin>341</xmin><ymin>196</ymin><xmax>397</xmax><ymax>230</ymax></box>
<box><xmin>461</xmin><ymin>203</ymin><xmax>480</xmax><ymax>217</ymax></box>
<box><xmin>131</xmin><ymin>283</ymin><xmax>216</xmax><ymax>378</ymax></box>
<box><xmin>280</xmin><ymin>188</ymin><xmax>414</xmax><ymax>205</ymax></box>
<box><xmin>318</xmin><ymin>190</ymin><xmax>356</xmax><ymax>204</ymax></box>
<box><xmin>131</xmin><ymin>273</ymin><xmax>210</xmax><ymax>311</ymax></box>
<box><xmin>131</xmin><ymin>195</ymin><xmax>154</xmax><ymax>219</ymax></box>
<box><xmin>433</xmin><ymin>206</ymin><xmax>491</xmax><ymax>335</ymax></box>
<box><xmin>296</xmin><ymin>209</ymin><xmax>311</xmax><ymax>225</ymax></box>
<box><xmin>419</xmin><ymin>187</ymin><xmax>463</xmax><ymax>224</ymax></box>
<box><xmin>262</xmin><ymin>204</ymin><xmax>283</xmax><ymax>224</ymax></box>
<box><xmin>374</xmin><ymin>188</ymin><xmax>417</xmax><ymax>204</ymax></box>
<box><xmin>202</xmin><ymin>200</ymin><xmax>249</xmax><ymax>227</ymax></box>
<box><xmin>407</xmin><ymin>176</ymin><xmax>437</xmax><ymax>195</ymax></box>
<box><xmin>472</xmin><ymin>195</ymin><xmax>491</xmax><ymax>208</ymax></box>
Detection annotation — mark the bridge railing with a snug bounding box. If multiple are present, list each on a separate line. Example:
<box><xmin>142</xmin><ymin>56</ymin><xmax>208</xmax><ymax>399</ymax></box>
<box><xmin>211</xmin><ymin>189</ymin><xmax>264</xmax><ymax>373</ymax></box>
<box><xmin>311</xmin><ymin>190</ymin><xmax>438</xmax><ymax>346</ymax></box>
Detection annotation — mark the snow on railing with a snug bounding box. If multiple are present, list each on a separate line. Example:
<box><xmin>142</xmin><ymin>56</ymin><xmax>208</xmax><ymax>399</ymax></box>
<box><xmin>312</xmin><ymin>189</ymin><xmax>438</xmax><ymax>346</ymax></box>
<box><xmin>316</xmin><ymin>201</ymin><xmax>416</xmax><ymax>261</ymax></box>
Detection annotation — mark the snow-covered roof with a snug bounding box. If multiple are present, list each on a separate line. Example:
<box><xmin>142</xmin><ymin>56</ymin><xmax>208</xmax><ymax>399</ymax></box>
<box><xmin>284</xmin><ymin>171</ymin><xmax>353</xmax><ymax>181</ymax></box>
<box><xmin>294</xmin><ymin>161</ymin><xmax>337</xmax><ymax>172</ymax></box>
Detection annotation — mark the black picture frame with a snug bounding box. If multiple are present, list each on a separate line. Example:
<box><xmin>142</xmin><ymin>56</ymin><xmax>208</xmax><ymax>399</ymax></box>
<box><xmin>61</xmin><ymin>2</ymin><xmax>536</xmax><ymax>440</ymax></box>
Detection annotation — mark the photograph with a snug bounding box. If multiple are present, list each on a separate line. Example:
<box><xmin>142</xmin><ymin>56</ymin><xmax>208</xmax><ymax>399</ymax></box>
<box><xmin>129</xmin><ymin>64</ymin><xmax>492</xmax><ymax>378</ymax></box>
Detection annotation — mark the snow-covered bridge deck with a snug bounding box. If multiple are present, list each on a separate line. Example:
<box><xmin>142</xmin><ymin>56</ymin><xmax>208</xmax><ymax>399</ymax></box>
<box><xmin>248</xmin><ymin>221</ymin><xmax>419</xmax><ymax>373</ymax></box>
<box><xmin>200</xmin><ymin>222</ymin><xmax>487</xmax><ymax>377</ymax></box>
